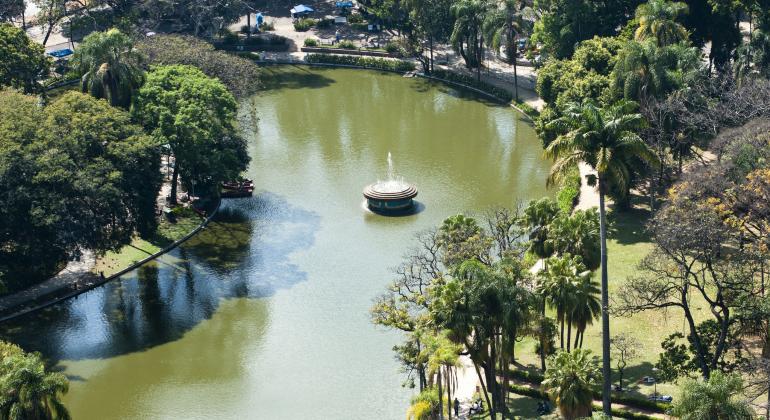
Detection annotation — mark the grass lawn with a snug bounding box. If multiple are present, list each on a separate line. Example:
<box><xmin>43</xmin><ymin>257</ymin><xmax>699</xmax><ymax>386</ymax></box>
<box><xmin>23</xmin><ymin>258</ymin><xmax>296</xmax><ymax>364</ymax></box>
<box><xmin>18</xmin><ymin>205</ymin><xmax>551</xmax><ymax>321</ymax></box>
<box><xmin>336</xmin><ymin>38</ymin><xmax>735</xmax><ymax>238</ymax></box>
<box><xmin>93</xmin><ymin>214</ymin><xmax>203</xmax><ymax>277</ymax></box>
<box><xmin>513</xmin><ymin>199</ymin><xmax>712</xmax><ymax>406</ymax></box>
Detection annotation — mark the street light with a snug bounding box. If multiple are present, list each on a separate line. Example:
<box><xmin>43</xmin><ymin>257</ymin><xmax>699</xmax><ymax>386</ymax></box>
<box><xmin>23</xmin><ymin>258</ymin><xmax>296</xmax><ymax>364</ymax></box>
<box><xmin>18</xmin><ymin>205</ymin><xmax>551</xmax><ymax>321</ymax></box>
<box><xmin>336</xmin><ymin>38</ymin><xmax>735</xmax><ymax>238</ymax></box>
<box><xmin>652</xmin><ymin>367</ymin><xmax>659</xmax><ymax>397</ymax></box>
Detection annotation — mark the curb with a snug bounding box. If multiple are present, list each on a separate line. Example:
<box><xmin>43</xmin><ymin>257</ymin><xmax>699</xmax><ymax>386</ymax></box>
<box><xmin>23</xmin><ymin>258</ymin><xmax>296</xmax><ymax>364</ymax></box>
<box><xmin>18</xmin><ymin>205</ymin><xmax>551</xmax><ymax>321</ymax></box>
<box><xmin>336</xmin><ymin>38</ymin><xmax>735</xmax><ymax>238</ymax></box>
<box><xmin>0</xmin><ymin>200</ymin><xmax>222</xmax><ymax>324</ymax></box>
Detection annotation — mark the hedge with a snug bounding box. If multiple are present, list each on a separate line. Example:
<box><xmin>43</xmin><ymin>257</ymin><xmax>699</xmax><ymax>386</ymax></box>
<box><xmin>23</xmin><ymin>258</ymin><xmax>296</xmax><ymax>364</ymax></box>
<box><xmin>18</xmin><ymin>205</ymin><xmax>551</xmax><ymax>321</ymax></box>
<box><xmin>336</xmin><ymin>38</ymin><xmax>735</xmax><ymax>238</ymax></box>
<box><xmin>557</xmin><ymin>165</ymin><xmax>581</xmax><ymax>213</ymax></box>
<box><xmin>509</xmin><ymin>385</ymin><xmax>657</xmax><ymax>420</ymax></box>
<box><xmin>305</xmin><ymin>54</ymin><xmax>416</xmax><ymax>72</ymax></box>
<box><xmin>510</xmin><ymin>369</ymin><xmax>669</xmax><ymax>413</ymax></box>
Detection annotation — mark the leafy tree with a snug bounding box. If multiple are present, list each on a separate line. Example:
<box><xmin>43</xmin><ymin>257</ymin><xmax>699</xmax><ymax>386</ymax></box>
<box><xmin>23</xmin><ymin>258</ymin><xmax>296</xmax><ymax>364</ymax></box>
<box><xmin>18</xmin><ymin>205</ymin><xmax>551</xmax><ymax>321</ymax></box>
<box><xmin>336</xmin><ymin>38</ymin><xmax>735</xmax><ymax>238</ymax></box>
<box><xmin>0</xmin><ymin>341</ymin><xmax>70</xmax><ymax>420</ymax></box>
<box><xmin>570</xmin><ymin>274</ymin><xmax>601</xmax><ymax>349</ymax></box>
<box><xmin>542</xmin><ymin>349</ymin><xmax>600</xmax><ymax>420</ymax></box>
<box><xmin>406</xmin><ymin>0</ymin><xmax>454</xmax><ymax>73</ymax></box>
<box><xmin>610</xmin><ymin>333</ymin><xmax>640</xmax><ymax>390</ymax></box>
<box><xmin>545</xmin><ymin>99</ymin><xmax>657</xmax><ymax>415</ymax></box>
<box><xmin>0</xmin><ymin>23</ymin><xmax>50</xmax><ymax>93</ymax></box>
<box><xmin>0</xmin><ymin>0</ymin><xmax>25</xmax><ymax>24</ymax></box>
<box><xmin>437</xmin><ymin>214</ymin><xmax>492</xmax><ymax>267</ymax></box>
<box><xmin>670</xmin><ymin>371</ymin><xmax>754</xmax><ymax>420</ymax></box>
<box><xmin>406</xmin><ymin>386</ymin><xmax>439</xmax><ymax>419</ymax></box>
<box><xmin>136</xmin><ymin>34</ymin><xmax>261</xmax><ymax>99</ymax></box>
<box><xmin>133</xmin><ymin>65</ymin><xmax>249</xmax><ymax>205</ymax></box>
<box><xmin>72</xmin><ymin>28</ymin><xmax>143</xmax><ymax>109</ymax></box>
<box><xmin>450</xmin><ymin>0</ymin><xmax>488</xmax><ymax>79</ymax></box>
<box><xmin>634</xmin><ymin>0</ymin><xmax>689</xmax><ymax>46</ymax></box>
<box><xmin>139</xmin><ymin>0</ymin><xmax>249</xmax><ymax>37</ymax></box>
<box><xmin>0</xmin><ymin>90</ymin><xmax>161</xmax><ymax>291</ymax></box>
<box><xmin>520</xmin><ymin>197</ymin><xmax>559</xmax><ymax>260</ymax></box>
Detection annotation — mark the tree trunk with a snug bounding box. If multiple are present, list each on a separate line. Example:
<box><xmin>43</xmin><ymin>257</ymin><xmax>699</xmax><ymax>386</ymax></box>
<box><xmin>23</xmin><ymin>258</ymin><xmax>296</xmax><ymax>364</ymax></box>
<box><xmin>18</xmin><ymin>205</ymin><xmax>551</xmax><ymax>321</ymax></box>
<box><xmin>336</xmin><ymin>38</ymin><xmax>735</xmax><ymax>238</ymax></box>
<box><xmin>513</xmin><ymin>54</ymin><xmax>519</xmax><ymax>102</ymax></box>
<box><xmin>247</xmin><ymin>13</ymin><xmax>251</xmax><ymax>38</ymax></box>
<box><xmin>559</xmin><ymin>313</ymin><xmax>565</xmax><ymax>349</ymax></box>
<box><xmin>567</xmin><ymin>319</ymin><xmax>572</xmax><ymax>352</ymax></box>
<box><xmin>473</xmin><ymin>361</ymin><xmax>493</xmax><ymax>418</ymax></box>
<box><xmin>438</xmin><ymin>368</ymin><xmax>444</xmax><ymax>420</ymax></box>
<box><xmin>540</xmin><ymin>298</ymin><xmax>547</xmax><ymax>372</ymax></box>
<box><xmin>170</xmin><ymin>163</ymin><xmax>179</xmax><ymax>205</ymax></box>
<box><xmin>429</xmin><ymin>35</ymin><xmax>434</xmax><ymax>74</ymax></box>
<box><xmin>599</xmin><ymin>182</ymin><xmax>612</xmax><ymax>416</ymax></box>
<box><xmin>446</xmin><ymin>366</ymin><xmax>452</xmax><ymax>420</ymax></box>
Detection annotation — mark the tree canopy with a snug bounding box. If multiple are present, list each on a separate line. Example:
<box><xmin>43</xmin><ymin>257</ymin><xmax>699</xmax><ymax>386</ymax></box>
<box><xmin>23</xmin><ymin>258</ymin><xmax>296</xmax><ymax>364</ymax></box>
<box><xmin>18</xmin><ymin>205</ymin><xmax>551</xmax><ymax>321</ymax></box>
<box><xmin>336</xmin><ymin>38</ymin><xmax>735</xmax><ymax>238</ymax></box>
<box><xmin>0</xmin><ymin>23</ymin><xmax>50</xmax><ymax>93</ymax></box>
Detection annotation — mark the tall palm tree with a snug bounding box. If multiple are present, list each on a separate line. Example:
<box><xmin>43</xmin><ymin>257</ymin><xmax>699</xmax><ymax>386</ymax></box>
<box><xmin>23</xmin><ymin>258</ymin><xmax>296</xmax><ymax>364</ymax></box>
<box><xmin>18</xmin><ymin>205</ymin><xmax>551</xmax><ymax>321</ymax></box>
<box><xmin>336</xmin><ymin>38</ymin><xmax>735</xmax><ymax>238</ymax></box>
<box><xmin>671</xmin><ymin>371</ymin><xmax>754</xmax><ymax>420</ymax></box>
<box><xmin>482</xmin><ymin>0</ymin><xmax>530</xmax><ymax>101</ymax></box>
<box><xmin>545</xmin><ymin>99</ymin><xmax>657</xmax><ymax>415</ymax></box>
<box><xmin>0</xmin><ymin>352</ymin><xmax>70</xmax><ymax>420</ymax></box>
<box><xmin>634</xmin><ymin>0</ymin><xmax>689</xmax><ymax>47</ymax></box>
<box><xmin>570</xmin><ymin>275</ymin><xmax>601</xmax><ymax>349</ymax></box>
<box><xmin>542</xmin><ymin>349</ymin><xmax>600</xmax><ymax>420</ymax></box>
<box><xmin>451</xmin><ymin>0</ymin><xmax>489</xmax><ymax>80</ymax></box>
<box><xmin>72</xmin><ymin>28</ymin><xmax>144</xmax><ymax>109</ymax></box>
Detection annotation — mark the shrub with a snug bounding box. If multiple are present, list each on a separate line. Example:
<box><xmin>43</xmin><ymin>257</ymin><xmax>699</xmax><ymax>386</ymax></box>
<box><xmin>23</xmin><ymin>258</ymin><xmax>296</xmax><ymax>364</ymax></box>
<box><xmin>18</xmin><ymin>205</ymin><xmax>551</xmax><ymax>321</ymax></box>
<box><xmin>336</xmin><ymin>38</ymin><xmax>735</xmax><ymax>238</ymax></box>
<box><xmin>347</xmin><ymin>13</ymin><xmax>364</xmax><ymax>23</ymax></box>
<box><xmin>557</xmin><ymin>165</ymin><xmax>581</xmax><ymax>213</ymax></box>
<box><xmin>240</xmin><ymin>24</ymin><xmax>251</xmax><ymax>34</ymax></box>
<box><xmin>305</xmin><ymin>54</ymin><xmax>416</xmax><ymax>72</ymax></box>
<box><xmin>338</xmin><ymin>40</ymin><xmax>356</xmax><ymax>49</ymax></box>
<box><xmin>350</xmin><ymin>22</ymin><xmax>369</xmax><ymax>31</ymax></box>
<box><xmin>509</xmin><ymin>384</ymin><xmax>547</xmax><ymax>399</ymax></box>
<box><xmin>294</xmin><ymin>18</ymin><xmax>315</xmax><ymax>31</ymax></box>
<box><xmin>304</xmin><ymin>38</ymin><xmax>319</xmax><ymax>47</ymax></box>
<box><xmin>316</xmin><ymin>18</ymin><xmax>334</xmax><ymax>28</ymax></box>
<box><xmin>511</xmin><ymin>369</ymin><xmax>545</xmax><ymax>384</ymax></box>
<box><xmin>221</xmin><ymin>30</ymin><xmax>240</xmax><ymax>45</ymax></box>
<box><xmin>384</xmin><ymin>42</ymin><xmax>402</xmax><ymax>55</ymax></box>
<box><xmin>261</xmin><ymin>21</ymin><xmax>275</xmax><ymax>31</ymax></box>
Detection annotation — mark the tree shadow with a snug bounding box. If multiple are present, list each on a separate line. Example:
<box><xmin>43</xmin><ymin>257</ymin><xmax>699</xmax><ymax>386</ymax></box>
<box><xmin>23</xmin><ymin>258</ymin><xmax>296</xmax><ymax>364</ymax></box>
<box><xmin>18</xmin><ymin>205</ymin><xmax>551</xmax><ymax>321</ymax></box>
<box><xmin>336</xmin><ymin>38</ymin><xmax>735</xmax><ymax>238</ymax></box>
<box><xmin>607</xmin><ymin>198</ymin><xmax>652</xmax><ymax>245</ymax></box>
<box><xmin>0</xmin><ymin>192</ymin><xmax>320</xmax><ymax>364</ymax></box>
<box><xmin>409</xmin><ymin>77</ymin><xmax>508</xmax><ymax>108</ymax></box>
<box><xmin>258</xmin><ymin>65</ymin><xmax>336</xmax><ymax>92</ymax></box>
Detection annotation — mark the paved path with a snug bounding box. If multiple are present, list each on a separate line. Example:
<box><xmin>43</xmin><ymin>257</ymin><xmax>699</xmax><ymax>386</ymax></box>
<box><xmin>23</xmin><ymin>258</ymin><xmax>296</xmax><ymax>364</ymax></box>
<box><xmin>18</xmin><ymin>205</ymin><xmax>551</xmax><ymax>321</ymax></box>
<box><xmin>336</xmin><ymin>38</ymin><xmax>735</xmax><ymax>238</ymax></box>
<box><xmin>453</xmin><ymin>355</ymin><xmax>483</xmax><ymax>419</ymax></box>
<box><xmin>0</xmin><ymin>251</ymin><xmax>98</xmax><ymax>314</ymax></box>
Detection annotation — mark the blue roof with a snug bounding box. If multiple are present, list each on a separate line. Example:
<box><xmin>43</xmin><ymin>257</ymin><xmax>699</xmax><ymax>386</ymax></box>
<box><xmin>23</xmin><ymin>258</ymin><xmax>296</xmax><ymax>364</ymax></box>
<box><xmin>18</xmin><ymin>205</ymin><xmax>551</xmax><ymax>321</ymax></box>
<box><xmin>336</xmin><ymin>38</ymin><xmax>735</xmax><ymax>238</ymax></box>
<box><xmin>291</xmin><ymin>4</ymin><xmax>314</xmax><ymax>14</ymax></box>
<box><xmin>48</xmin><ymin>48</ymin><xmax>73</xmax><ymax>58</ymax></box>
<box><xmin>335</xmin><ymin>1</ymin><xmax>353</xmax><ymax>7</ymax></box>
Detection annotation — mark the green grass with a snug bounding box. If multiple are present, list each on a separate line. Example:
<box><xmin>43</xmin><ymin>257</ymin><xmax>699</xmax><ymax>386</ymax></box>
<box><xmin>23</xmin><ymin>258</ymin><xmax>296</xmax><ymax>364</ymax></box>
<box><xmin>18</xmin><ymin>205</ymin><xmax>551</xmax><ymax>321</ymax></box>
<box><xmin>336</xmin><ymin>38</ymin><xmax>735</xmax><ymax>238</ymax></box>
<box><xmin>93</xmin><ymin>214</ymin><xmax>202</xmax><ymax>277</ymax></box>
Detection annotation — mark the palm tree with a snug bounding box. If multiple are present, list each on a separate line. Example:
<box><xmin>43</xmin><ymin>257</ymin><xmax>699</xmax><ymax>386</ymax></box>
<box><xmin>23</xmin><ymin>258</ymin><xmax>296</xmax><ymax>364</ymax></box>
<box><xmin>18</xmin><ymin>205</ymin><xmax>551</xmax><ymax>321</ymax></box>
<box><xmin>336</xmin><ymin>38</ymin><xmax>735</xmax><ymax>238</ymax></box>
<box><xmin>72</xmin><ymin>28</ymin><xmax>144</xmax><ymax>109</ymax></box>
<box><xmin>545</xmin><ymin>99</ymin><xmax>657</xmax><ymax>415</ymax></box>
<box><xmin>547</xmin><ymin>208</ymin><xmax>601</xmax><ymax>270</ymax></box>
<box><xmin>0</xmin><ymin>352</ymin><xmax>70</xmax><ymax>420</ymax></box>
<box><xmin>451</xmin><ymin>0</ymin><xmax>489</xmax><ymax>80</ymax></box>
<box><xmin>422</xmin><ymin>330</ymin><xmax>462</xmax><ymax>420</ymax></box>
<box><xmin>569</xmin><ymin>275</ymin><xmax>601</xmax><ymax>349</ymax></box>
<box><xmin>482</xmin><ymin>0</ymin><xmax>530</xmax><ymax>101</ymax></box>
<box><xmin>542</xmin><ymin>349</ymin><xmax>600</xmax><ymax>420</ymax></box>
<box><xmin>634</xmin><ymin>0</ymin><xmax>689</xmax><ymax>47</ymax></box>
<box><xmin>671</xmin><ymin>371</ymin><xmax>754</xmax><ymax>420</ymax></box>
<box><xmin>406</xmin><ymin>387</ymin><xmax>439</xmax><ymax>420</ymax></box>
<box><xmin>538</xmin><ymin>254</ymin><xmax>589</xmax><ymax>351</ymax></box>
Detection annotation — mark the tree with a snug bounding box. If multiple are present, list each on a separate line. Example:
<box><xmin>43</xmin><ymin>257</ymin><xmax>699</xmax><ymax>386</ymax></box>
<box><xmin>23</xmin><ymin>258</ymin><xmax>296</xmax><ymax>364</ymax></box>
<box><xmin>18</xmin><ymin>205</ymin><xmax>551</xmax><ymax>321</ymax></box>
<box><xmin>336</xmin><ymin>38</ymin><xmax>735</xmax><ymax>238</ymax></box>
<box><xmin>450</xmin><ymin>0</ymin><xmax>488</xmax><ymax>80</ymax></box>
<box><xmin>0</xmin><ymin>23</ymin><xmax>50</xmax><ymax>93</ymax></box>
<box><xmin>482</xmin><ymin>0</ymin><xmax>530</xmax><ymax>100</ymax></box>
<box><xmin>545</xmin><ymin>99</ymin><xmax>657</xmax><ymax>415</ymax></box>
<box><xmin>521</xmin><ymin>197</ymin><xmax>559</xmax><ymax>261</ymax></box>
<box><xmin>133</xmin><ymin>65</ymin><xmax>249</xmax><ymax>205</ymax></box>
<box><xmin>0</xmin><ymin>0</ymin><xmax>25</xmax><ymax>24</ymax></box>
<box><xmin>0</xmin><ymin>90</ymin><xmax>162</xmax><ymax>291</ymax></box>
<box><xmin>670</xmin><ymin>371</ymin><xmax>753</xmax><ymax>420</ymax></box>
<box><xmin>610</xmin><ymin>333</ymin><xmax>640</xmax><ymax>391</ymax></box>
<box><xmin>406</xmin><ymin>0</ymin><xmax>453</xmax><ymax>73</ymax></box>
<box><xmin>538</xmin><ymin>254</ymin><xmax>590</xmax><ymax>351</ymax></box>
<box><xmin>570</xmin><ymin>274</ymin><xmax>601</xmax><ymax>349</ymax></box>
<box><xmin>72</xmin><ymin>28</ymin><xmax>144</xmax><ymax>109</ymax></box>
<box><xmin>0</xmin><ymin>341</ymin><xmax>70</xmax><ymax>420</ymax></box>
<box><xmin>542</xmin><ymin>349</ymin><xmax>600</xmax><ymax>420</ymax></box>
<box><xmin>548</xmin><ymin>208</ymin><xmax>601</xmax><ymax>270</ymax></box>
<box><xmin>634</xmin><ymin>0</ymin><xmax>689</xmax><ymax>46</ymax></box>
<box><xmin>135</xmin><ymin>34</ymin><xmax>262</xmax><ymax>99</ymax></box>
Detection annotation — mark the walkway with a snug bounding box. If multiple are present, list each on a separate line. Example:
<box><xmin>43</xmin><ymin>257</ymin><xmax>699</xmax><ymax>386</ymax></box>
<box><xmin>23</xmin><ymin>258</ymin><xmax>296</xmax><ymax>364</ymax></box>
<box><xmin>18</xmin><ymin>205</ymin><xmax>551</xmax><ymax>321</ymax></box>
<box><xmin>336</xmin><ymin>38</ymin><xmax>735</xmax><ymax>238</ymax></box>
<box><xmin>453</xmin><ymin>355</ymin><xmax>483</xmax><ymax>419</ymax></box>
<box><xmin>0</xmin><ymin>251</ymin><xmax>98</xmax><ymax>315</ymax></box>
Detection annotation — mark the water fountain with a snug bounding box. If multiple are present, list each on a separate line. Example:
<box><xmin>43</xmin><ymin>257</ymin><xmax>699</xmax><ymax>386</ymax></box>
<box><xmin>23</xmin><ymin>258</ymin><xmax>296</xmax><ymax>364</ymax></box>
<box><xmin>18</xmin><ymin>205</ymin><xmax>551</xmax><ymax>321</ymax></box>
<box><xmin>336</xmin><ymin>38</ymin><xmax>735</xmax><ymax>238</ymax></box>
<box><xmin>363</xmin><ymin>152</ymin><xmax>418</xmax><ymax>213</ymax></box>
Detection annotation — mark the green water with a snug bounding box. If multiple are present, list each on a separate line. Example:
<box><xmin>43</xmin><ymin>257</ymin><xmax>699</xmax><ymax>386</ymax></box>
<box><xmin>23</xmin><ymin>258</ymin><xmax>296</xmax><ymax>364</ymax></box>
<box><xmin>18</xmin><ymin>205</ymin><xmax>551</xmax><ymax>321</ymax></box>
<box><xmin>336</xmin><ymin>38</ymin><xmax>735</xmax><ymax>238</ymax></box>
<box><xmin>1</xmin><ymin>66</ymin><xmax>551</xmax><ymax>419</ymax></box>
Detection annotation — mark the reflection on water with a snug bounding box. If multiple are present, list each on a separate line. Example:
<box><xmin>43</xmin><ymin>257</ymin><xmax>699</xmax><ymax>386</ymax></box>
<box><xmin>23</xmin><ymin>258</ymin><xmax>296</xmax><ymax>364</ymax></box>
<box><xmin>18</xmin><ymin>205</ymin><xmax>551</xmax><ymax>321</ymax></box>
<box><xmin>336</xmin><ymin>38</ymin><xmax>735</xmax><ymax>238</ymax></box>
<box><xmin>0</xmin><ymin>193</ymin><xmax>319</xmax><ymax>361</ymax></box>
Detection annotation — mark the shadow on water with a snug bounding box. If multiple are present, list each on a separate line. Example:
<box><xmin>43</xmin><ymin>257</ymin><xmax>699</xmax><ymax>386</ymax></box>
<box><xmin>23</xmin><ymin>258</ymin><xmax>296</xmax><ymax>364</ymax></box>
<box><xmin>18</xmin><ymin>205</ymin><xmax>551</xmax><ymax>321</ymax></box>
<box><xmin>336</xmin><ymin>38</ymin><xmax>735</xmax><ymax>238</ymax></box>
<box><xmin>0</xmin><ymin>192</ymin><xmax>320</xmax><ymax>363</ymax></box>
<box><xmin>258</xmin><ymin>65</ymin><xmax>336</xmax><ymax>92</ymax></box>
<box><xmin>408</xmin><ymin>77</ymin><xmax>507</xmax><ymax>108</ymax></box>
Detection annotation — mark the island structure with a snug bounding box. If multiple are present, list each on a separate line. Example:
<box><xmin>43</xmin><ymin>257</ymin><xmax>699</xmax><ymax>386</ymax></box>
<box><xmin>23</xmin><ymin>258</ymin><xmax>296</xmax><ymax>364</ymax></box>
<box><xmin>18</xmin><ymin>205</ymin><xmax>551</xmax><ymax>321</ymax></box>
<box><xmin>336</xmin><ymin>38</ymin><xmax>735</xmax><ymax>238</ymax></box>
<box><xmin>363</xmin><ymin>183</ymin><xmax>418</xmax><ymax>213</ymax></box>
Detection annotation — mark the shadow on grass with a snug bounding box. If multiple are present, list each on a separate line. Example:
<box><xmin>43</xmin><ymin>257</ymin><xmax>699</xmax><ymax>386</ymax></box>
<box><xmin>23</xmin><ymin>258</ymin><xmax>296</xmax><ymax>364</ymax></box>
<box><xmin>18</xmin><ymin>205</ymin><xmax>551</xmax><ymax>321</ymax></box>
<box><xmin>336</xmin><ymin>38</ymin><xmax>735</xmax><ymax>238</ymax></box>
<box><xmin>607</xmin><ymin>195</ymin><xmax>652</xmax><ymax>246</ymax></box>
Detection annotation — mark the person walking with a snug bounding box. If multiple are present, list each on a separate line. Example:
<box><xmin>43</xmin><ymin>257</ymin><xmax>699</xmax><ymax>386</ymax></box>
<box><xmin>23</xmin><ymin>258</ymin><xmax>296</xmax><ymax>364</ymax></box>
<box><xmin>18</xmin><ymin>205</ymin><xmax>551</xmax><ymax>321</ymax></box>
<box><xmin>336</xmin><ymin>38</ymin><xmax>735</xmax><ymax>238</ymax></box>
<box><xmin>453</xmin><ymin>398</ymin><xmax>460</xmax><ymax>417</ymax></box>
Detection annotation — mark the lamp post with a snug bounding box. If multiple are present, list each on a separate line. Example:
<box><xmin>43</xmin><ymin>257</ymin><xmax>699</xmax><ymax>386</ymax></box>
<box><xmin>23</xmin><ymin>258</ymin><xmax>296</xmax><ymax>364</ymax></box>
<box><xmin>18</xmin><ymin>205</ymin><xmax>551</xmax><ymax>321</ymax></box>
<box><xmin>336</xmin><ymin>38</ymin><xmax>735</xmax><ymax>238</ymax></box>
<box><xmin>652</xmin><ymin>367</ymin><xmax>659</xmax><ymax>398</ymax></box>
